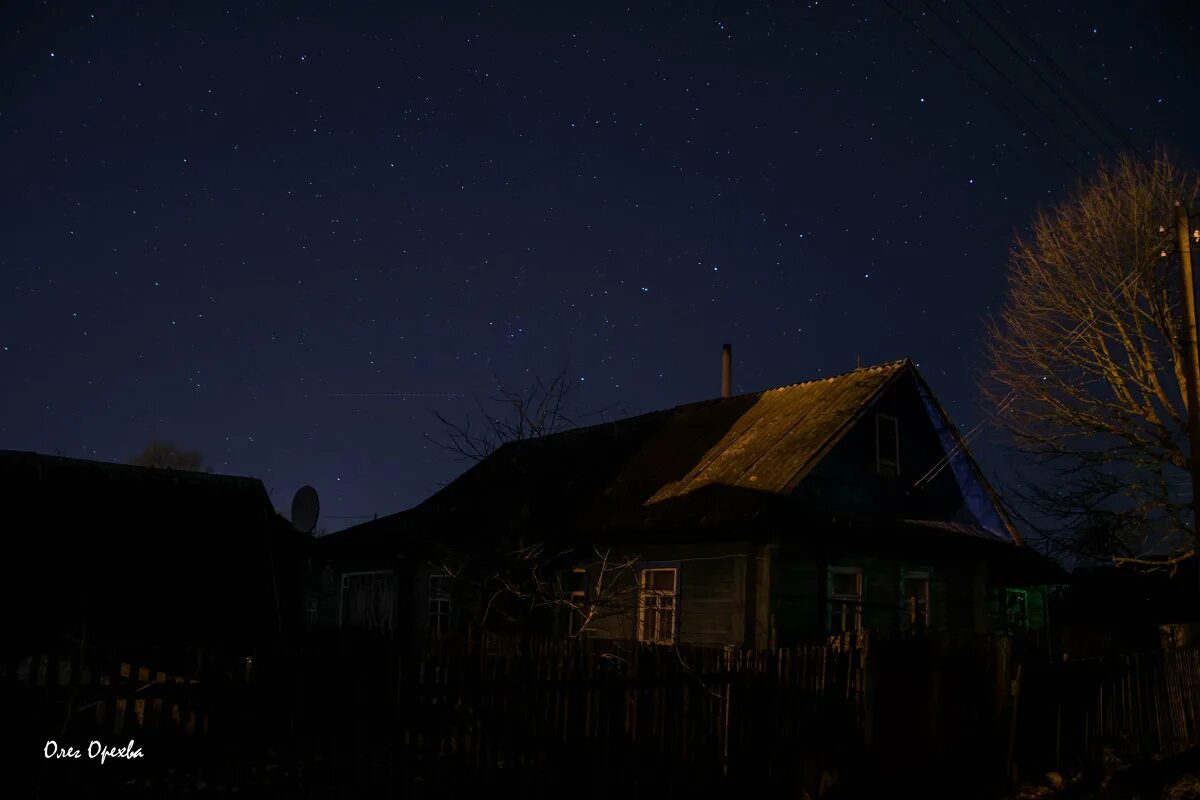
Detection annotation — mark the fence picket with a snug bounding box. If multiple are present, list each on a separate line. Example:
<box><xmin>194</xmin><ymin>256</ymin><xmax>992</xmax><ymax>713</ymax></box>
<box><xmin>15</xmin><ymin>630</ymin><xmax>1200</xmax><ymax>797</ymax></box>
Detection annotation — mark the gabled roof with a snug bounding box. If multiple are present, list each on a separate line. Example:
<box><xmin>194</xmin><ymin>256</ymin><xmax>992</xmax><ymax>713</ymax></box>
<box><xmin>326</xmin><ymin>358</ymin><xmax>1018</xmax><ymax>552</ymax></box>
<box><xmin>0</xmin><ymin>449</ymin><xmax>309</xmax><ymax>649</ymax></box>
<box><xmin>0</xmin><ymin>449</ymin><xmax>289</xmax><ymax>536</ymax></box>
<box><xmin>0</xmin><ymin>448</ymin><xmax>268</xmax><ymax>489</ymax></box>
<box><xmin>639</xmin><ymin>359</ymin><xmax>909</xmax><ymax>501</ymax></box>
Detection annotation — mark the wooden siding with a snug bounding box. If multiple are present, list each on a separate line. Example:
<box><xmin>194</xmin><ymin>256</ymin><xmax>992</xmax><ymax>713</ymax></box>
<box><xmin>584</xmin><ymin>541</ymin><xmax>754</xmax><ymax>647</ymax></box>
<box><xmin>308</xmin><ymin>556</ymin><xmax>414</xmax><ymax>641</ymax></box>
<box><xmin>311</xmin><ymin>542</ymin><xmax>1047</xmax><ymax>648</ymax></box>
<box><xmin>679</xmin><ymin>551</ymin><xmax>745</xmax><ymax>646</ymax></box>
<box><xmin>772</xmin><ymin>548</ymin><xmax>1014</xmax><ymax>644</ymax></box>
<box><xmin>310</xmin><ymin>556</ymin><xmax>399</xmax><ymax>629</ymax></box>
<box><xmin>753</xmin><ymin>544</ymin><xmax>776</xmax><ymax>649</ymax></box>
<box><xmin>791</xmin><ymin>371</ymin><xmax>968</xmax><ymax>520</ymax></box>
<box><xmin>774</xmin><ymin>559</ymin><xmax>825</xmax><ymax>643</ymax></box>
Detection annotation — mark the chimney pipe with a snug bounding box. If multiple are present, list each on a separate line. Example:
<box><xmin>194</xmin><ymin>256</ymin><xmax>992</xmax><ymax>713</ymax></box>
<box><xmin>721</xmin><ymin>343</ymin><xmax>732</xmax><ymax>398</ymax></box>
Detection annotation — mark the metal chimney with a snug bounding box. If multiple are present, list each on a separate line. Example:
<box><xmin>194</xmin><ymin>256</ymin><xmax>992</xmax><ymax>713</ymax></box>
<box><xmin>721</xmin><ymin>343</ymin><xmax>732</xmax><ymax>398</ymax></box>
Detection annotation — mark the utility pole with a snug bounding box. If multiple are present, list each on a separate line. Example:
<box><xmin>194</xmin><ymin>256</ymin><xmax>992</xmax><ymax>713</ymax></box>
<box><xmin>1175</xmin><ymin>200</ymin><xmax>1200</xmax><ymax>588</ymax></box>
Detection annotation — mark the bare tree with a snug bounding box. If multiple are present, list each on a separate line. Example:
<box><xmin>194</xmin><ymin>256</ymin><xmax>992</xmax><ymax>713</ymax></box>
<box><xmin>984</xmin><ymin>152</ymin><xmax>1200</xmax><ymax>572</ymax></box>
<box><xmin>425</xmin><ymin>368</ymin><xmax>577</xmax><ymax>460</ymax></box>
<box><xmin>425</xmin><ymin>367</ymin><xmax>640</xmax><ymax>635</ymax></box>
<box><xmin>437</xmin><ymin>543</ymin><xmax>641</xmax><ymax>639</ymax></box>
<box><xmin>130</xmin><ymin>440</ymin><xmax>209</xmax><ymax>471</ymax></box>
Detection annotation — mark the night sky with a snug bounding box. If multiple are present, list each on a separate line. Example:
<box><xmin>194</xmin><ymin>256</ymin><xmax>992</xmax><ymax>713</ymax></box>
<box><xmin>3</xmin><ymin>2</ymin><xmax>1197</xmax><ymax>532</ymax></box>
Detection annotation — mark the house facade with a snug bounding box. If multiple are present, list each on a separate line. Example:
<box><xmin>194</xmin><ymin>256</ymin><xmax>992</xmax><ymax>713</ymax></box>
<box><xmin>312</xmin><ymin>359</ymin><xmax>1061</xmax><ymax>648</ymax></box>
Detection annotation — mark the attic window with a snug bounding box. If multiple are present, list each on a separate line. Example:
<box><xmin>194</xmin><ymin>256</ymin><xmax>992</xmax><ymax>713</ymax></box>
<box><xmin>876</xmin><ymin>414</ymin><xmax>900</xmax><ymax>476</ymax></box>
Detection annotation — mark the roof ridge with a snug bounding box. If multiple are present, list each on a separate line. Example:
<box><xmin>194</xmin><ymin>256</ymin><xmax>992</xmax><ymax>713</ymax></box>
<box><xmin>491</xmin><ymin>358</ymin><xmax>914</xmax><ymax>451</ymax></box>
<box><xmin>0</xmin><ymin>449</ymin><xmax>264</xmax><ymax>485</ymax></box>
<box><xmin>759</xmin><ymin>357</ymin><xmax>912</xmax><ymax>395</ymax></box>
<box><xmin>336</xmin><ymin>357</ymin><xmax>921</xmax><ymax>538</ymax></box>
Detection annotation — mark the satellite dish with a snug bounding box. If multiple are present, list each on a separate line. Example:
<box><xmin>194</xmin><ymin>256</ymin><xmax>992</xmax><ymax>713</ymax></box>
<box><xmin>291</xmin><ymin>485</ymin><xmax>320</xmax><ymax>534</ymax></box>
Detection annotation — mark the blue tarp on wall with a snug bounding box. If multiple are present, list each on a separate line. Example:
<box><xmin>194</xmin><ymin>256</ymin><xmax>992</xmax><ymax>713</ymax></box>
<box><xmin>918</xmin><ymin>389</ymin><xmax>1013</xmax><ymax>542</ymax></box>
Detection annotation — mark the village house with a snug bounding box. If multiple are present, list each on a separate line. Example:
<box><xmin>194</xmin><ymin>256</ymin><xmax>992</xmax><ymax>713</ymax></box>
<box><xmin>312</xmin><ymin>357</ymin><xmax>1062</xmax><ymax>648</ymax></box>
<box><xmin>0</xmin><ymin>450</ymin><xmax>308</xmax><ymax>668</ymax></box>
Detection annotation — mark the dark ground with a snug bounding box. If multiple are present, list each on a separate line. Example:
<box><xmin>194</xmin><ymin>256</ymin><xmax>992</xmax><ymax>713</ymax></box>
<box><xmin>1007</xmin><ymin>749</ymin><xmax>1200</xmax><ymax>800</ymax></box>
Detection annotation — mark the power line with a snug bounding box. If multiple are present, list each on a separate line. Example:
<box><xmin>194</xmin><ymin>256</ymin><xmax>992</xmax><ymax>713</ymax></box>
<box><xmin>328</xmin><ymin>392</ymin><xmax>466</xmax><ymax>399</ymax></box>
<box><xmin>979</xmin><ymin>0</ymin><xmax>1142</xmax><ymax>157</ymax></box>
<box><xmin>965</xmin><ymin>0</ymin><xmax>1184</xmax><ymax>212</ymax></box>
<box><xmin>914</xmin><ymin>267</ymin><xmax>1146</xmax><ymax>487</ymax></box>
<box><xmin>879</xmin><ymin>0</ymin><xmax>1084</xmax><ymax>176</ymax></box>
<box><xmin>883</xmin><ymin>1</ymin><xmax>1161</xmax><ymax>482</ymax></box>
<box><xmin>917</xmin><ymin>0</ymin><xmax>1181</xmax><ymax>211</ymax></box>
<box><xmin>884</xmin><ymin>0</ymin><xmax>1189</xmax><ymax>267</ymax></box>
<box><xmin>887</xmin><ymin>0</ymin><xmax>1187</xmax><ymax>217</ymax></box>
<box><xmin>915</xmin><ymin>0</ymin><xmax>1101</xmax><ymax>168</ymax></box>
<box><xmin>961</xmin><ymin>0</ymin><xmax>1118</xmax><ymax>159</ymax></box>
<box><xmin>881</xmin><ymin>0</ymin><xmax>1176</xmax><ymax>242</ymax></box>
<box><xmin>879</xmin><ymin>0</ymin><xmax>1189</xmax><ymax>489</ymax></box>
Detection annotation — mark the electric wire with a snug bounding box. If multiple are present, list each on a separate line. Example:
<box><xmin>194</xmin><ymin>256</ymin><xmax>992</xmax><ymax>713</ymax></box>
<box><xmin>879</xmin><ymin>0</ymin><xmax>1190</xmax><ymax>489</ymax></box>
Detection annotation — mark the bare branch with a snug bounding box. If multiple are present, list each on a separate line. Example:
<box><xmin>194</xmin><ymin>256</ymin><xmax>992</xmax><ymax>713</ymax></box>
<box><xmin>422</xmin><ymin>365</ymin><xmax>642</xmax><ymax>634</ymax></box>
<box><xmin>130</xmin><ymin>440</ymin><xmax>209</xmax><ymax>471</ymax></box>
<box><xmin>984</xmin><ymin>151</ymin><xmax>1200</xmax><ymax>568</ymax></box>
<box><xmin>1111</xmin><ymin>550</ymin><xmax>1195</xmax><ymax>576</ymax></box>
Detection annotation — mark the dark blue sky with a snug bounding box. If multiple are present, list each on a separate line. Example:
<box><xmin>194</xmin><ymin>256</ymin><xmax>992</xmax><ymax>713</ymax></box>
<box><xmin>3</xmin><ymin>1</ymin><xmax>1197</xmax><ymax>531</ymax></box>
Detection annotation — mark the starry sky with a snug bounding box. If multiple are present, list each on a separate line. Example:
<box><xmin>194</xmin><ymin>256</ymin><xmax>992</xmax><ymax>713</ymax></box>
<box><xmin>3</xmin><ymin>1</ymin><xmax>1198</xmax><ymax>532</ymax></box>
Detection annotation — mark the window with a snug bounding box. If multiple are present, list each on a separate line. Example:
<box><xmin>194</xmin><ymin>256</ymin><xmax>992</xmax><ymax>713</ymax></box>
<box><xmin>637</xmin><ymin>566</ymin><xmax>678</xmax><ymax>644</ymax></box>
<box><xmin>876</xmin><ymin>413</ymin><xmax>900</xmax><ymax>476</ymax></box>
<box><xmin>340</xmin><ymin>571</ymin><xmax>396</xmax><ymax>634</ymax></box>
<box><xmin>428</xmin><ymin>573</ymin><xmax>452</xmax><ymax>638</ymax></box>
<box><xmin>903</xmin><ymin>571</ymin><xmax>931</xmax><ymax>631</ymax></box>
<box><xmin>1005</xmin><ymin>588</ymin><xmax>1028</xmax><ymax>631</ymax></box>
<box><xmin>566</xmin><ymin>567</ymin><xmax>588</xmax><ymax>637</ymax></box>
<box><xmin>828</xmin><ymin>567</ymin><xmax>863</xmax><ymax>634</ymax></box>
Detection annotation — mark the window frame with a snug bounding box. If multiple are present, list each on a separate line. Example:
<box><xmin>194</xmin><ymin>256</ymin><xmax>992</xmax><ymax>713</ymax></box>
<box><xmin>902</xmin><ymin>569</ymin><xmax>931</xmax><ymax>630</ymax></box>
<box><xmin>1004</xmin><ymin>587</ymin><xmax>1029</xmax><ymax>631</ymax></box>
<box><xmin>827</xmin><ymin>566</ymin><xmax>863</xmax><ymax>634</ymax></box>
<box><xmin>427</xmin><ymin>572</ymin><xmax>452</xmax><ymax>638</ymax></box>
<box><xmin>567</xmin><ymin>566</ymin><xmax>588</xmax><ymax>637</ymax></box>
<box><xmin>636</xmin><ymin>564</ymin><xmax>680</xmax><ymax>645</ymax></box>
<box><xmin>876</xmin><ymin>413</ymin><xmax>900</xmax><ymax>476</ymax></box>
<box><xmin>338</xmin><ymin>570</ymin><xmax>397</xmax><ymax>633</ymax></box>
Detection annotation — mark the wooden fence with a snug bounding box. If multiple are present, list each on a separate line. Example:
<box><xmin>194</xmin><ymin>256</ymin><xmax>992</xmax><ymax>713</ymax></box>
<box><xmin>292</xmin><ymin>630</ymin><xmax>869</xmax><ymax>798</ymax></box>
<box><xmin>8</xmin><ymin>632</ymin><xmax>1200</xmax><ymax>798</ymax></box>
<box><xmin>1</xmin><ymin>646</ymin><xmax>298</xmax><ymax>798</ymax></box>
<box><xmin>5</xmin><ymin>651</ymin><xmax>212</xmax><ymax>739</ymax></box>
<box><xmin>1014</xmin><ymin>645</ymin><xmax>1200</xmax><ymax>780</ymax></box>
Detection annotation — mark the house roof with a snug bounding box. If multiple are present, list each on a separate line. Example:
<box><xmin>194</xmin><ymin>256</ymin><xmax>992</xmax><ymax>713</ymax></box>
<box><xmin>0</xmin><ymin>449</ymin><xmax>309</xmax><ymax>649</ymax></box>
<box><xmin>0</xmin><ymin>449</ymin><xmax>310</xmax><ymax>547</ymax></box>
<box><xmin>2</xmin><ymin>448</ymin><xmax>261</xmax><ymax>483</ymax></box>
<box><xmin>630</xmin><ymin>359</ymin><xmax>909</xmax><ymax>502</ymax></box>
<box><xmin>324</xmin><ymin>358</ymin><xmax>1027</xmax><ymax>555</ymax></box>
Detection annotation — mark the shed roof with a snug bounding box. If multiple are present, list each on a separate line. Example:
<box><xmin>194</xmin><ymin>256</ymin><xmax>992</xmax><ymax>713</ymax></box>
<box><xmin>0</xmin><ymin>449</ymin><xmax>309</xmax><ymax>649</ymax></box>
<box><xmin>0</xmin><ymin>448</ymin><xmax>276</xmax><ymax>522</ymax></box>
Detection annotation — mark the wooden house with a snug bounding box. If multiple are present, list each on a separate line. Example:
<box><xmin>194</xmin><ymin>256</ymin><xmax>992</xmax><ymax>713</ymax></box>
<box><xmin>0</xmin><ymin>450</ymin><xmax>309</xmax><ymax>664</ymax></box>
<box><xmin>313</xmin><ymin>359</ymin><xmax>1061</xmax><ymax>647</ymax></box>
